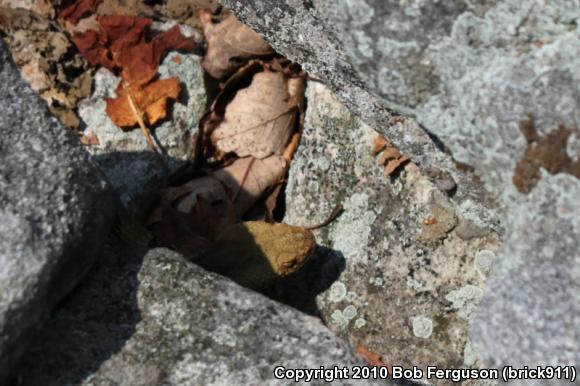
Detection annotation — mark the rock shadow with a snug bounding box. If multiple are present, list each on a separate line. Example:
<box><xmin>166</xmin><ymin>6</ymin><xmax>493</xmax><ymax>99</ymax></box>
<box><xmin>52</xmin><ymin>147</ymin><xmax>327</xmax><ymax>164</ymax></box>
<box><xmin>10</xmin><ymin>246</ymin><xmax>147</xmax><ymax>386</ymax></box>
<box><xmin>271</xmin><ymin>246</ymin><xmax>346</xmax><ymax>318</ymax></box>
<box><xmin>9</xmin><ymin>148</ymin><xmax>345</xmax><ymax>384</ymax></box>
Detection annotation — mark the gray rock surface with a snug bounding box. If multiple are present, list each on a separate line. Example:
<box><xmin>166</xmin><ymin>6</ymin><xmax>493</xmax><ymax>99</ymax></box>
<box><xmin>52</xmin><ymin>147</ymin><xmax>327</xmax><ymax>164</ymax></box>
<box><xmin>471</xmin><ymin>174</ymin><xmax>580</xmax><ymax>384</ymax></box>
<box><xmin>213</xmin><ymin>1</ymin><xmax>412</xmax><ymax>160</ymax></box>
<box><xmin>221</xmin><ymin>0</ymin><xmax>580</xmax><ymax>371</ymax></box>
<box><xmin>79</xmin><ymin>51</ymin><xmax>206</xmax><ymax>211</ymax></box>
<box><xmin>15</xmin><ymin>247</ymin><xmax>395</xmax><ymax>386</ymax></box>
<box><xmin>416</xmin><ymin>2</ymin><xmax>580</xmax><ymax>374</ymax></box>
<box><xmin>0</xmin><ymin>41</ymin><xmax>115</xmax><ymax>378</ymax></box>
<box><xmin>278</xmin><ymin>82</ymin><xmax>500</xmax><ymax>372</ymax></box>
<box><xmin>222</xmin><ymin>0</ymin><xmax>393</xmax><ymax>126</ymax></box>
<box><xmin>221</xmin><ymin>0</ymin><xmax>502</xmax><ymax>232</ymax></box>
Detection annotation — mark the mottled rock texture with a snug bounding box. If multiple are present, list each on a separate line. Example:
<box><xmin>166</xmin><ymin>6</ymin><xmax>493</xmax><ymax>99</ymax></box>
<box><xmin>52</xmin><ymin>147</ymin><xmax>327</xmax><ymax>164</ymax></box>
<box><xmin>471</xmin><ymin>175</ymin><xmax>580</xmax><ymax>385</ymax></box>
<box><xmin>222</xmin><ymin>0</ymin><xmax>393</xmax><ymax>125</ymax></box>
<box><xmin>0</xmin><ymin>41</ymin><xmax>115</xmax><ymax>379</ymax></box>
<box><xmin>279</xmin><ymin>82</ymin><xmax>500</xmax><ymax>372</ymax></box>
<box><xmin>223</xmin><ymin>0</ymin><xmax>580</xmax><ymax>372</ymax></box>
<box><xmin>79</xmin><ymin>51</ymin><xmax>206</xmax><ymax>211</ymax></box>
<box><xmin>15</xmin><ymin>247</ymin><xmax>392</xmax><ymax>386</ymax></box>
<box><xmin>222</xmin><ymin>0</ymin><xmax>502</xmax><ymax>232</ymax></box>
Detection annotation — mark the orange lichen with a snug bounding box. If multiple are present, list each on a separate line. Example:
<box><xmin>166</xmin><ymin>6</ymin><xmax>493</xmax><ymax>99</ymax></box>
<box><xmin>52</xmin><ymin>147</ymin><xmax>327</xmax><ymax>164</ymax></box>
<box><xmin>513</xmin><ymin>118</ymin><xmax>580</xmax><ymax>194</ymax></box>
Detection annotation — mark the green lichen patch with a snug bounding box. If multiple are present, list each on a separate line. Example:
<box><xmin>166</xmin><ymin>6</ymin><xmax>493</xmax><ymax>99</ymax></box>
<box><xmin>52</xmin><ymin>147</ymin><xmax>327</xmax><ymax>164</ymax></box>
<box><xmin>283</xmin><ymin>82</ymin><xmax>501</xmax><ymax>372</ymax></box>
<box><xmin>412</xmin><ymin>316</ymin><xmax>434</xmax><ymax>339</ymax></box>
<box><xmin>445</xmin><ymin>285</ymin><xmax>484</xmax><ymax>322</ymax></box>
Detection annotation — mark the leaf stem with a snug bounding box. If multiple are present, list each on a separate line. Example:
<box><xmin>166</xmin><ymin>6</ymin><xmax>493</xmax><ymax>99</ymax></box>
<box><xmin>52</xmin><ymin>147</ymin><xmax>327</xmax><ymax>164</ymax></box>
<box><xmin>123</xmin><ymin>79</ymin><xmax>170</xmax><ymax>173</ymax></box>
<box><xmin>233</xmin><ymin>157</ymin><xmax>256</xmax><ymax>203</ymax></box>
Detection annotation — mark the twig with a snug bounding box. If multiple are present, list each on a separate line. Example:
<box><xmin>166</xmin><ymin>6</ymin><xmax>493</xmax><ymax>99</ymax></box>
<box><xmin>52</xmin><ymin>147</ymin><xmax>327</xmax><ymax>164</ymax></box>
<box><xmin>233</xmin><ymin>157</ymin><xmax>256</xmax><ymax>203</ymax></box>
<box><xmin>123</xmin><ymin>79</ymin><xmax>169</xmax><ymax>173</ymax></box>
<box><xmin>283</xmin><ymin>106</ymin><xmax>303</xmax><ymax>162</ymax></box>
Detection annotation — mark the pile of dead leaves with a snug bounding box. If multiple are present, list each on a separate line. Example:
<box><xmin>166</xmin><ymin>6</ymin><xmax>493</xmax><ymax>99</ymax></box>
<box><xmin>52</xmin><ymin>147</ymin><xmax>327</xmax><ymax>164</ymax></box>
<box><xmin>142</xmin><ymin>12</ymin><xmax>308</xmax><ymax>291</ymax></box>
<box><xmin>1</xmin><ymin>0</ymin><xmax>409</xmax><ymax>293</ymax></box>
<box><xmin>0</xmin><ymin>6</ymin><xmax>93</xmax><ymax>128</ymax></box>
<box><xmin>62</xmin><ymin>7</ymin><xmax>312</xmax><ymax>291</ymax></box>
<box><xmin>3</xmin><ymin>0</ymin><xmax>411</xmax><ymax>370</ymax></box>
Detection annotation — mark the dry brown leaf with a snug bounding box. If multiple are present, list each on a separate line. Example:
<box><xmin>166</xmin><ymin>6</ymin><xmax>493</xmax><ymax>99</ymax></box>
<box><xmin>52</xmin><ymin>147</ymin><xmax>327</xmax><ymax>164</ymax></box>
<box><xmin>154</xmin><ymin>204</ymin><xmax>214</xmax><ymax>259</ymax></box>
<box><xmin>373</xmin><ymin>135</ymin><xmax>410</xmax><ymax>176</ymax></box>
<box><xmin>70</xmin><ymin>14</ymin><xmax>100</xmax><ymax>33</ymax></box>
<box><xmin>211</xmin><ymin>70</ymin><xmax>296</xmax><ymax>159</ymax></box>
<box><xmin>73</xmin><ymin>16</ymin><xmax>194</xmax><ymax>131</ymax></box>
<box><xmin>0</xmin><ymin>7</ymin><xmax>92</xmax><ymax>128</ymax></box>
<box><xmin>80</xmin><ymin>130</ymin><xmax>100</xmax><ymax>146</ymax></box>
<box><xmin>165</xmin><ymin>0</ymin><xmax>221</xmax><ymax>29</ymax></box>
<box><xmin>151</xmin><ymin>177</ymin><xmax>237</xmax><ymax>258</ymax></box>
<box><xmin>96</xmin><ymin>0</ymin><xmax>154</xmax><ymax>18</ymax></box>
<box><xmin>356</xmin><ymin>345</ymin><xmax>391</xmax><ymax>370</ymax></box>
<box><xmin>167</xmin><ymin>175</ymin><xmax>231</xmax><ymax>214</ymax></box>
<box><xmin>73</xmin><ymin>16</ymin><xmax>195</xmax><ymax>82</ymax></box>
<box><xmin>60</xmin><ymin>0</ymin><xmax>102</xmax><ymax>25</ymax></box>
<box><xmin>0</xmin><ymin>0</ymin><xmax>54</xmax><ymax>18</ymax></box>
<box><xmin>105</xmin><ymin>76</ymin><xmax>180</xmax><ymax>129</ymax></box>
<box><xmin>72</xmin><ymin>15</ymin><xmax>151</xmax><ymax>71</ymax></box>
<box><xmin>214</xmin><ymin>156</ymin><xmax>287</xmax><ymax>217</ymax></box>
<box><xmin>287</xmin><ymin>76</ymin><xmax>306</xmax><ymax>108</ymax></box>
<box><xmin>199</xmin><ymin>10</ymin><xmax>273</xmax><ymax>79</ymax></box>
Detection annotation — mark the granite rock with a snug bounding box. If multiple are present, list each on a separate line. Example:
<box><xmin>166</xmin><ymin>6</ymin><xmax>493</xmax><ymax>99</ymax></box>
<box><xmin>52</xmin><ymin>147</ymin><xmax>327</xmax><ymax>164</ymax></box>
<box><xmin>217</xmin><ymin>0</ymin><xmax>404</xmax><ymax>166</ymax></box>
<box><xmin>221</xmin><ymin>0</ymin><xmax>580</xmax><ymax>371</ymax></box>
<box><xmin>471</xmin><ymin>174</ymin><xmax>580</xmax><ymax>385</ymax></box>
<box><xmin>278</xmin><ymin>82</ymin><xmax>501</xmax><ymax>372</ymax></box>
<box><xmin>220</xmin><ymin>0</ymin><xmax>502</xmax><ymax>232</ymax></box>
<box><xmin>0</xmin><ymin>41</ymin><xmax>115</xmax><ymax>378</ymax></box>
<box><xmin>14</xmin><ymin>247</ymin><xmax>396</xmax><ymax>386</ymax></box>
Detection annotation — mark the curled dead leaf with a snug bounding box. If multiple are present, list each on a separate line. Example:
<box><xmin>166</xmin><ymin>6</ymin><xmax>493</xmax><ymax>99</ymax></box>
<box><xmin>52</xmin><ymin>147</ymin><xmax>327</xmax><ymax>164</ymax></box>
<box><xmin>61</xmin><ymin>0</ymin><xmax>103</xmax><ymax>25</ymax></box>
<box><xmin>356</xmin><ymin>344</ymin><xmax>391</xmax><ymax>370</ymax></box>
<box><xmin>73</xmin><ymin>15</ymin><xmax>195</xmax><ymax>82</ymax></box>
<box><xmin>80</xmin><ymin>130</ymin><xmax>100</xmax><ymax>146</ymax></box>
<box><xmin>96</xmin><ymin>0</ymin><xmax>155</xmax><ymax>18</ymax></box>
<box><xmin>211</xmin><ymin>68</ymin><xmax>301</xmax><ymax>159</ymax></box>
<box><xmin>72</xmin><ymin>16</ymin><xmax>148</xmax><ymax>70</ymax></box>
<box><xmin>199</xmin><ymin>10</ymin><xmax>273</xmax><ymax>79</ymax></box>
<box><xmin>213</xmin><ymin>156</ymin><xmax>287</xmax><ymax>216</ymax></box>
<box><xmin>373</xmin><ymin>135</ymin><xmax>410</xmax><ymax>177</ymax></box>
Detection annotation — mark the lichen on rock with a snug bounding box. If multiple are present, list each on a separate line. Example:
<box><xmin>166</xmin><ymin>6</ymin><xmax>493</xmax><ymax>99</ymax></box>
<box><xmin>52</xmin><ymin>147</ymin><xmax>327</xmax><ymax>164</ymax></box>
<box><xmin>281</xmin><ymin>81</ymin><xmax>501</xmax><ymax>371</ymax></box>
